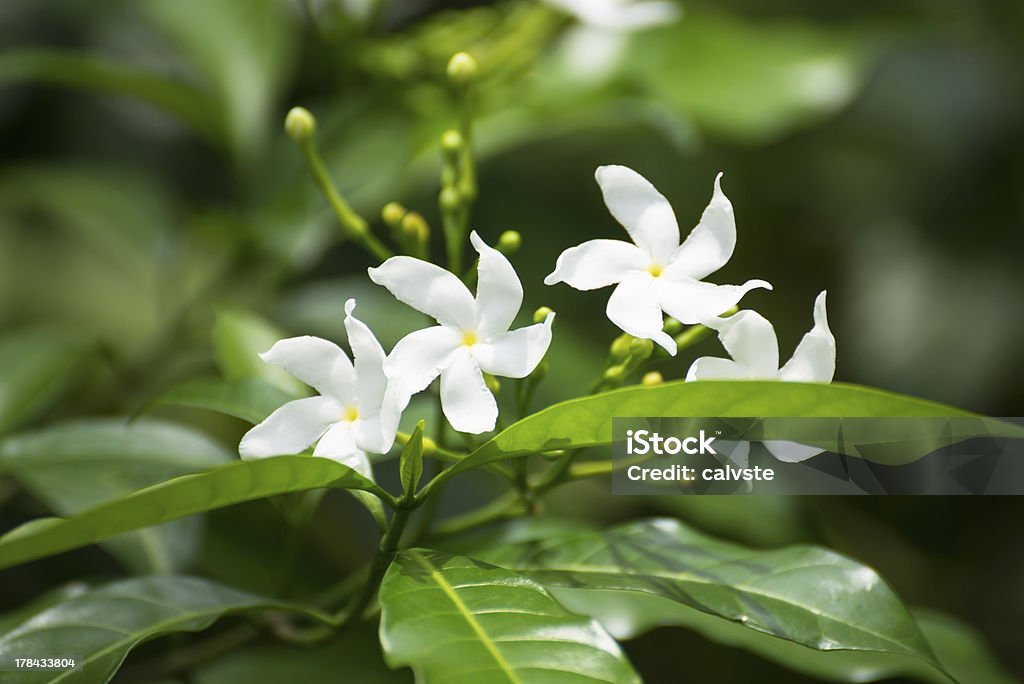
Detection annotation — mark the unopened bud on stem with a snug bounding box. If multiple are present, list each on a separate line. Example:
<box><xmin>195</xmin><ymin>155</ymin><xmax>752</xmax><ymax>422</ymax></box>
<box><xmin>497</xmin><ymin>230</ymin><xmax>522</xmax><ymax>255</ymax></box>
<box><xmin>447</xmin><ymin>52</ymin><xmax>478</xmax><ymax>86</ymax></box>
<box><xmin>630</xmin><ymin>338</ymin><xmax>654</xmax><ymax>361</ymax></box>
<box><xmin>382</xmin><ymin>202</ymin><xmax>406</xmax><ymax>228</ymax></box>
<box><xmin>642</xmin><ymin>371</ymin><xmax>664</xmax><ymax>386</ymax></box>
<box><xmin>284</xmin><ymin>106</ymin><xmax>316</xmax><ymax>145</ymax></box>
<box><xmin>610</xmin><ymin>334</ymin><xmax>633</xmax><ymax>360</ymax></box>
<box><xmin>533</xmin><ymin>306</ymin><xmax>553</xmax><ymax>325</ymax></box>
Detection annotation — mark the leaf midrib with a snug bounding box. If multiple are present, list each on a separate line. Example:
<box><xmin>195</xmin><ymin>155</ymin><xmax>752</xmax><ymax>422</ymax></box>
<box><xmin>406</xmin><ymin>550</ymin><xmax>523</xmax><ymax>684</ymax></box>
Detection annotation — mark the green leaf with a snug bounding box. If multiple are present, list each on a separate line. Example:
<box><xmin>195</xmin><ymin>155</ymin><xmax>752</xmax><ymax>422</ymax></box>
<box><xmin>147</xmin><ymin>377</ymin><xmax>293</xmax><ymax>424</ymax></box>
<box><xmin>378</xmin><ymin>549</ymin><xmax>640</xmax><ymax>684</ymax></box>
<box><xmin>425</xmin><ymin>381</ymin><xmax>1021</xmax><ymax>492</ymax></box>
<box><xmin>0</xmin><ymin>418</ymin><xmax>230</xmax><ymax>573</ymax></box>
<box><xmin>0</xmin><ymin>576</ymin><xmax>330</xmax><ymax>684</ymax></box>
<box><xmin>212</xmin><ymin>309</ymin><xmax>307</xmax><ymax>397</ymax></box>
<box><xmin>399</xmin><ymin>421</ymin><xmax>425</xmax><ymax>500</ymax></box>
<box><xmin>0</xmin><ymin>328</ymin><xmax>92</xmax><ymax>436</ymax></box>
<box><xmin>625</xmin><ymin>11</ymin><xmax>872</xmax><ymax>141</ymax></box>
<box><xmin>0</xmin><ymin>456</ymin><xmax>387</xmax><ymax>570</ymax></box>
<box><xmin>478</xmin><ymin>518</ymin><xmax>954</xmax><ymax>683</ymax></box>
<box><xmin>0</xmin><ymin>50</ymin><xmax>220</xmax><ymax>144</ymax></box>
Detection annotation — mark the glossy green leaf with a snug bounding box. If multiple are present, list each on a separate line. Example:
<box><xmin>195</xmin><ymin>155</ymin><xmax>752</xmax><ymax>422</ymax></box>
<box><xmin>0</xmin><ymin>50</ymin><xmax>219</xmax><ymax>143</ymax></box>
<box><xmin>378</xmin><ymin>549</ymin><xmax>640</xmax><ymax>684</ymax></box>
<box><xmin>0</xmin><ymin>328</ymin><xmax>92</xmax><ymax>436</ymax></box>
<box><xmin>0</xmin><ymin>418</ymin><xmax>230</xmax><ymax>573</ymax></box>
<box><xmin>399</xmin><ymin>421</ymin><xmax>424</xmax><ymax>500</ymax></box>
<box><xmin>425</xmin><ymin>381</ymin><xmax>1022</xmax><ymax>492</ymax></box>
<box><xmin>477</xmin><ymin>518</ymin><xmax>954</xmax><ymax>683</ymax></box>
<box><xmin>148</xmin><ymin>377</ymin><xmax>293</xmax><ymax>424</ymax></box>
<box><xmin>0</xmin><ymin>456</ymin><xmax>387</xmax><ymax>570</ymax></box>
<box><xmin>0</xmin><ymin>576</ymin><xmax>329</xmax><ymax>684</ymax></box>
<box><xmin>212</xmin><ymin>309</ymin><xmax>307</xmax><ymax>397</ymax></box>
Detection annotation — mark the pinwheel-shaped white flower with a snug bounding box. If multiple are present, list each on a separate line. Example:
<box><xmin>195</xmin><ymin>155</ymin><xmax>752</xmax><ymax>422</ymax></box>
<box><xmin>687</xmin><ymin>291</ymin><xmax>836</xmax><ymax>465</ymax></box>
<box><xmin>546</xmin><ymin>166</ymin><xmax>770</xmax><ymax>355</ymax></box>
<box><xmin>239</xmin><ymin>300</ymin><xmax>395</xmax><ymax>477</ymax></box>
<box><xmin>369</xmin><ymin>232</ymin><xmax>554</xmax><ymax>435</ymax></box>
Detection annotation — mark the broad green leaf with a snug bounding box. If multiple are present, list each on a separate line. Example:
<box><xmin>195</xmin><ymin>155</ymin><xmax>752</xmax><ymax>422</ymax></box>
<box><xmin>399</xmin><ymin>421</ymin><xmax>424</xmax><ymax>499</ymax></box>
<box><xmin>0</xmin><ymin>50</ymin><xmax>219</xmax><ymax>144</ymax></box>
<box><xmin>0</xmin><ymin>418</ymin><xmax>230</xmax><ymax>573</ymax></box>
<box><xmin>425</xmin><ymin>381</ymin><xmax>1022</xmax><ymax>492</ymax></box>
<box><xmin>478</xmin><ymin>518</ymin><xmax>953</xmax><ymax>683</ymax></box>
<box><xmin>625</xmin><ymin>11</ymin><xmax>872</xmax><ymax>141</ymax></box>
<box><xmin>0</xmin><ymin>576</ymin><xmax>330</xmax><ymax>684</ymax></box>
<box><xmin>0</xmin><ymin>328</ymin><xmax>92</xmax><ymax>436</ymax></box>
<box><xmin>0</xmin><ymin>456</ymin><xmax>387</xmax><ymax>570</ymax></box>
<box><xmin>378</xmin><ymin>549</ymin><xmax>640</xmax><ymax>684</ymax></box>
<box><xmin>914</xmin><ymin>609</ymin><xmax>1018</xmax><ymax>684</ymax></box>
<box><xmin>212</xmin><ymin>309</ymin><xmax>307</xmax><ymax>396</ymax></box>
<box><xmin>147</xmin><ymin>377</ymin><xmax>292</xmax><ymax>424</ymax></box>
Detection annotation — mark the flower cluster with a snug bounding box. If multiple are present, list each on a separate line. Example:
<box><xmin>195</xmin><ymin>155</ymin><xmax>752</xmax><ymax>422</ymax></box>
<box><xmin>240</xmin><ymin>164</ymin><xmax>835</xmax><ymax>472</ymax></box>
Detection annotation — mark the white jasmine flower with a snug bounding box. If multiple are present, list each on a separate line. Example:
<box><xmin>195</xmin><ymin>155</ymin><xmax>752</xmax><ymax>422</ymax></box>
<box><xmin>688</xmin><ymin>291</ymin><xmax>836</xmax><ymax>465</ymax></box>
<box><xmin>369</xmin><ymin>232</ymin><xmax>554</xmax><ymax>435</ymax></box>
<box><xmin>686</xmin><ymin>290</ymin><xmax>835</xmax><ymax>383</ymax></box>
<box><xmin>543</xmin><ymin>0</ymin><xmax>680</xmax><ymax>81</ymax></box>
<box><xmin>542</xmin><ymin>0</ymin><xmax>680</xmax><ymax>32</ymax></box>
<box><xmin>239</xmin><ymin>299</ymin><xmax>395</xmax><ymax>477</ymax></box>
<box><xmin>545</xmin><ymin>166</ymin><xmax>771</xmax><ymax>355</ymax></box>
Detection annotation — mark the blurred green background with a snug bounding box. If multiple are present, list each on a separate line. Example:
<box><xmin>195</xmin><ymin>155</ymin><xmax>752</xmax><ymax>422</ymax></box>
<box><xmin>1</xmin><ymin>0</ymin><xmax>1022</xmax><ymax>681</ymax></box>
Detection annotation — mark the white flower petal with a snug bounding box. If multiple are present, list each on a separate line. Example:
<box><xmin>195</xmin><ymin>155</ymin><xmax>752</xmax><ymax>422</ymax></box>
<box><xmin>779</xmin><ymin>291</ymin><xmax>836</xmax><ymax>383</ymax></box>
<box><xmin>473</xmin><ymin>313</ymin><xmax>554</xmax><ymax>379</ymax></box>
<box><xmin>606</xmin><ymin>274</ymin><xmax>676</xmax><ymax>355</ymax></box>
<box><xmin>763</xmin><ymin>440</ymin><xmax>824</xmax><ymax>463</ymax></box>
<box><xmin>543</xmin><ymin>0</ymin><xmax>679</xmax><ymax>31</ymax></box>
<box><xmin>664</xmin><ymin>173</ymin><xmax>737</xmax><ymax>281</ymax></box>
<box><xmin>656</xmin><ymin>276</ymin><xmax>772</xmax><ymax>324</ymax></box>
<box><xmin>368</xmin><ymin>257</ymin><xmax>476</xmax><ymax>331</ymax></box>
<box><xmin>239</xmin><ymin>396</ymin><xmax>341</xmax><ymax>459</ymax></box>
<box><xmin>685</xmin><ymin>356</ymin><xmax>749</xmax><ymax>381</ymax></box>
<box><xmin>709</xmin><ymin>310</ymin><xmax>780</xmax><ymax>378</ymax></box>
<box><xmin>595</xmin><ymin>165</ymin><xmax>679</xmax><ymax>262</ymax></box>
<box><xmin>544</xmin><ymin>239</ymin><xmax>647</xmax><ymax>290</ymax></box>
<box><xmin>440</xmin><ymin>348</ymin><xmax>498</xmax><ymax>434</ymax></box>
<box><xmin>313</xmin><ymin>422</ymin><xmax>373</xmax><ymax>478</ymax></box>
<box><xmin>383</xmin><ymin>326</ymin><xmax>462</xmax><ymax>400</ymax></box>
<box><xmin>353</xmin><ymin>413</ymin><xmax>393</xmax><ymax>455</ymax></box>
<box><xmin>470</xmin><ymin>231</ymin><xmax>523</xmax><ymax>339</ymax></box>
<box><xmin>344</xmin><ymin>299</ymin><xmax>387</xmax><ymax>412</ymax></box>
<box><xmin>260</xmin><ymin>337</ymin><xmax>355</xmax><ymax>405</ymax></box>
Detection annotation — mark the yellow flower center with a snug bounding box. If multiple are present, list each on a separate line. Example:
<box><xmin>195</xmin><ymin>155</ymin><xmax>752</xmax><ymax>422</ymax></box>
<box><xmin>462</xmin><ymin>331</ymin><xmax>478</xmax><ymax>347</ymax></box>
<box><xmin>342</xmin><ymin>406</ymin><xmax>359</xmax><ymax>423</ymax></box>
<box><xmin>647</xmin><ymin>263</ymin><xmax>664</xmax><ymax>277</ymax></box>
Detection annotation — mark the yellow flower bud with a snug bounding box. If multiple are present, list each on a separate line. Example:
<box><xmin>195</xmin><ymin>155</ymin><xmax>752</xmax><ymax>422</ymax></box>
<box><xmin>533</xmin><ymin>306</ymin><xmax>553</xmax><ymax>324</ymax></box>
<box><xmin>381</xmin><ymin>202</ymin><xmax>406</xmax><ymax>228</ymax></box>
<box><xmin>497</xmin><ymin>230</ymin><xmax>522</xmax><ymax>255</ymax></box>
<box><xmin>604</xmin><ymin>364</ymin><xmax>626</xmax><ymax>381</ymax></box>
<box><xmin>439</xmin><ymin>186</ymin><xmax>461</xmax><ymax>212</ymax></box>
<box><xmin>440</xmin><ymin>129</ymin><xmax>463</xmax><ymax>155</ymax></box>
<box><xmin>284</xmin><ymin>106</ymin><xmax>316</xmax><ymax>145</ymax></box>
<box><xmin>642</xmin><ymin>371</ymin><xmax>664</xmax><ymax>386</ymax></box>
<box><xmin>401</xmin><ymin>212</ymin><xmax>429</xmax><ymax>240</ymax></box>
<box><xmin>663</xmin><ymin>318</ymin><xmax>683</xmax><ymax>336</ymax></box>
<box><xmin>447</xmin><ymin>52</ymin><xmax>478</xmax><ymax>85</ymax></box>
<box><xmin>630</xmin><ymin>338</ymin><xmax>654</xmax><ymax>360</ymax></box>
<box><xmin>610</xmin><ymin>334</ymin><xmax>633</xmax><ymax>360</ymax></box>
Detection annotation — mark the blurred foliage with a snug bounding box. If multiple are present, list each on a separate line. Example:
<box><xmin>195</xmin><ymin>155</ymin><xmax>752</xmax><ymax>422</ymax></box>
<box><xmin>1</xmin><ymin>0</ymin><xmax>1023</xmax><ymax>681</ymax></box>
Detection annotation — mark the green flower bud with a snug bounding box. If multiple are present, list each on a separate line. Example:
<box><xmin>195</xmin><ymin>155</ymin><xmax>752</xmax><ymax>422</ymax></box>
<box><xmin>630</xmin><ymin>338</ymin><xmax>654</xmax><ymax>360</ymax></box>
<box><xmin>663</xmin><ymin>318</ymin><xmax>683</xmax><ymax>336</ymax></box>
<box><xmin>533</xmin><ymin>306</ymin><xmax>553</xmax><ymax>324</ymax></box>
<box><xmin>610</xmin><ymin>334</ymin><xmax>633</xmax><ymax>360</ymax></box>
<box><xmin>603</xmin><ymin>364</ymin><xmax>626</xmax><ymax>381</ymax></box>
<box><xmin>447</xmin><ymin>52</ymin><xmax>478</xmax><ymax>85</ymax></box>
<box><xmin>497</xmin><ymin>230</ymin><xmax>522</xmax><ymax>255</ymax></box>
<box><xmin>284</xmin><ymin>106</ymin><xmax>316</xmax><ymax>145</ymax></box>
<box><xmin>440</xmin><ymin>129</ymin><xmax>463</xmax><ymax>155</ymax></box>
<box><xmin>381</xmin><ymin>202</ymin><xmax>406</xmax><ymax>228</ymax></box>
<box><xmin>642</xmin><ymin>371</ymin><xmax>664</xmax><ymax>386</ymax></box>
<box><xmin>439</xmin><ymin>186</ymin><xmax>461</xmax><ymax>212</ymax></box>
<box><xmin>484</xmin><ymin>373</ymin><xmax>501</xmax><ymax>394</ymax></box>
<box><xmin>401</xmin><ymin>212</ymin><xmax>429</xmax><ymax>240</ymax></box>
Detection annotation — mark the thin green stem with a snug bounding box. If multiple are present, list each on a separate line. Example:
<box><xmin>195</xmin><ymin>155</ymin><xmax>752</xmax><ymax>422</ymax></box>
<box><xmin>425</xmin><ymin>492</ymin><xmax>525</xmax><ymax>540</ymax></box>
<box><xmin>337</xmin><ymin>504</ymin><xmax>414</xmax><ymax>627</ymax></box>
